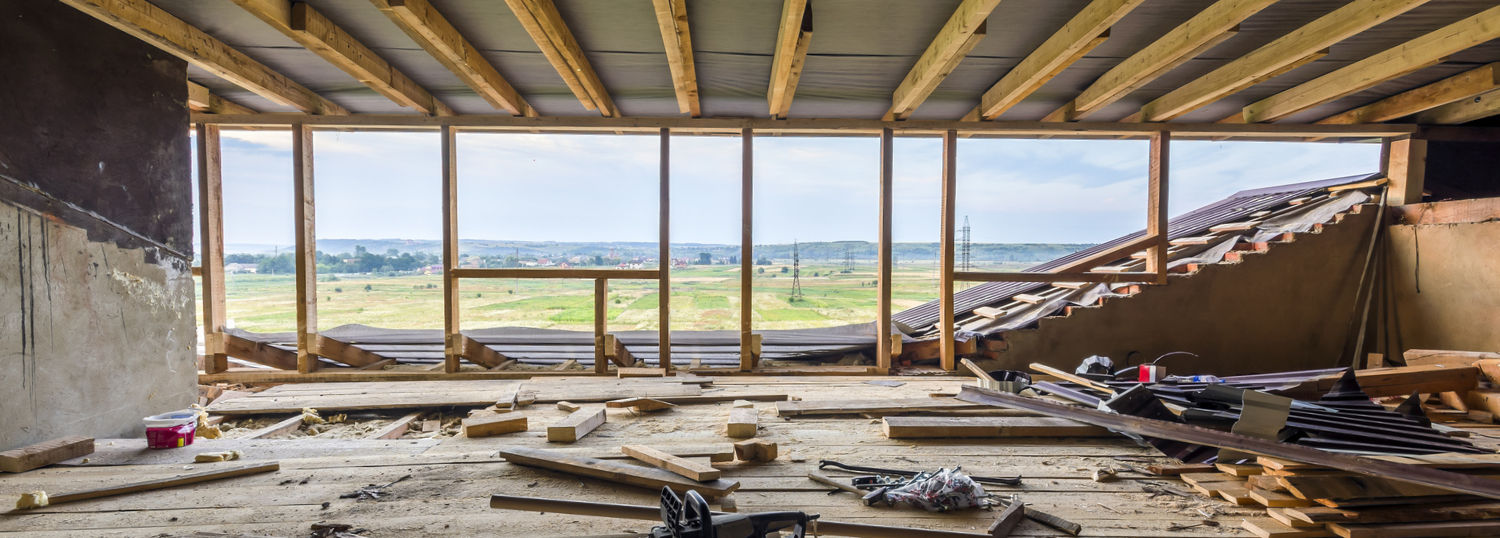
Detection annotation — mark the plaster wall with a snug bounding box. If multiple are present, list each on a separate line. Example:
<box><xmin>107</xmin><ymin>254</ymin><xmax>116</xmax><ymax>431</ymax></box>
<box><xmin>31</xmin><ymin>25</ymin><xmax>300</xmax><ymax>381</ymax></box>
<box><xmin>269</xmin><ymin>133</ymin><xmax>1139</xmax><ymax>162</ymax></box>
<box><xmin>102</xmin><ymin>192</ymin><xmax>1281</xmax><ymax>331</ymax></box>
<box><xmin>1384</xmin><ymin>220</ymin><xmax>1500</xmax><ymax>355</ymax></box>
<box><xmin>991</xmin><ymin>209</ymin><xmax>1378</xmax><ymax>375</ymax></box>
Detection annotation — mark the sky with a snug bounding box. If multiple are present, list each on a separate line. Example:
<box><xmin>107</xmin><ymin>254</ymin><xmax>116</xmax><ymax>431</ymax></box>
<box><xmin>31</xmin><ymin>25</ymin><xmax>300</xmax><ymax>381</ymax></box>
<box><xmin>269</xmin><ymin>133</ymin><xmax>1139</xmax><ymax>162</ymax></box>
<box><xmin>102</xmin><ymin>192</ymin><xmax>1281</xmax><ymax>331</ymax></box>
<box><xmin>196</xmin><ymin>130</ymin><xmax>1382</xmax><ymax>250</ymax></box>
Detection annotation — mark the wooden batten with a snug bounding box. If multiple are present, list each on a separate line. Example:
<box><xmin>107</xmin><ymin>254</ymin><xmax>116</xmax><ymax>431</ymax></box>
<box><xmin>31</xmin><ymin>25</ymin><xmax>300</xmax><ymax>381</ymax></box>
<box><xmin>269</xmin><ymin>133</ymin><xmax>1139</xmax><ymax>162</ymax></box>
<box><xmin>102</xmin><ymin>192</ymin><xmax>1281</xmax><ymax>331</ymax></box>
<box><xmin>884</xmin><ymin>0</ymin><xmax>999</xmax><ymax>120</ymax></box>
<box><xmin>503</xmin><ymin>0</ymin><xmax>616</xmax><ymax>116</ymax></box>
<box><xmin>938</xmin><ymin>130</ymin><xmax>958</xmax><ymax>371</ymax></box>
<box><xmin>767</xmin><ymin>0</ymin><xmax>812</xmax><ymax>119</ymax></box>
<box><xmin>196</xmin><ymin>123</ymin><xmax>228</xmax><ymax>373</ymax></box>
<box><xmin>976</xmin><ymin>0</ymin><xmax>1140</xmax><ymax>120</ymax></box>
<box><xmin>292</xmin><ymin>123</ymin><xmax>318</xmax><ymax>373</ymax></box>
<box><xmin>374</xmin><ymin>0</ymin><xmax>534</xmax><ymax>116</ymax></box>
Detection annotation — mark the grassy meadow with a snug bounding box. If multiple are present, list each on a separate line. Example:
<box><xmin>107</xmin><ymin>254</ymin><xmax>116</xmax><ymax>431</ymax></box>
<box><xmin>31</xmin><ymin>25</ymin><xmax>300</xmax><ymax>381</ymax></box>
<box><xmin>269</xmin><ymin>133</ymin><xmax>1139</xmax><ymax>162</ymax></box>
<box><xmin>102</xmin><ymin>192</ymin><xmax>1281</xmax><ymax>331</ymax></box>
<box><xmin>196</xmin><ymin>260</ymin><xmax>1031</xmax><ymax>334</ymax></box>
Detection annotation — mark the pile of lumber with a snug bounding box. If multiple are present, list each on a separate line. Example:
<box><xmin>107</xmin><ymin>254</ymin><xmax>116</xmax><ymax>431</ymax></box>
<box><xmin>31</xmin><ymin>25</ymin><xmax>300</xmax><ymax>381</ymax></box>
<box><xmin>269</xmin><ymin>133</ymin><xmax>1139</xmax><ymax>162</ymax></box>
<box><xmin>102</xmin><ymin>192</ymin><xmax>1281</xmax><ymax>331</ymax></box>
<box><xmin>1163</xmin><ymin>453</ymin><xmax>1500</xmax><ymax>537</ymax></box>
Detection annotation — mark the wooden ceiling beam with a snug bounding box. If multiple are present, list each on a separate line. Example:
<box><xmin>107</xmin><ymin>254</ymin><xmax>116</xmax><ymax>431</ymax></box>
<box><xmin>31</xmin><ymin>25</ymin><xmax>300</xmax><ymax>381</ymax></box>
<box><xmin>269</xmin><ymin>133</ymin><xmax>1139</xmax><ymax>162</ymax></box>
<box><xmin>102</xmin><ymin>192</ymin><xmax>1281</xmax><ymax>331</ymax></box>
<box><xmin>650</xmin><ymin>0</ymin><xmax>700</xmax><ymax>117</ymax></box>
<box><xmin>504</xmin><ymin>0</ymin><xmax>617</xmax><ymax>117</ymax></box>
<box><xmin>373</xmin><ymin>0</ymin><xmax>535</xmax><ymax>117</ymax></box>
<box><xmin>231</xmin><ymin>0</ymin><xmax>450</xmax><ymax>116</ymax></box>
<box><xmin>59</xmin><ymin>0</ymin><xmax>345</xmax><ymax>115</ymax></box>
<box><xmin>1137</xmin><ymin>0</ymin><xmax>1430</xmax><ymax>123</ymax></box>
<box><xmin>768</xmin><ymin>0</ymin><xmax>813</xmax><ymax>119</ymax></box>
<box><xmin>1417</xmin><ymin>87</ymin><xmax>1500</xmax><ymax>125</ymax></box>
<box><xmin>188</xmin><ymin>81</ymin><xmax>258</xmax><ymax>115</ymax></box>
<box><xmin>1243</xmin><ymin>5</ymin><xmax>1500</xmax><ymax>123</ymax></box>
<box><xmin>884</xmin><ymin>0</ymin><xmax>1001</xmax><ymax>121</ymax></box>
<box><xmin>1319</xmin><ymin>63</ymin><xmax>1500</xmax><ymax>125</ymax></box>
<box><xmin>1051</xmin><ymin>0</ymin><xmax>1276</xmax><ymax>122</ymax></box>
<box><xmin>975</xmin><ymin>0</ymin><xmax>1143</xmax><ymax>121</ymax></box>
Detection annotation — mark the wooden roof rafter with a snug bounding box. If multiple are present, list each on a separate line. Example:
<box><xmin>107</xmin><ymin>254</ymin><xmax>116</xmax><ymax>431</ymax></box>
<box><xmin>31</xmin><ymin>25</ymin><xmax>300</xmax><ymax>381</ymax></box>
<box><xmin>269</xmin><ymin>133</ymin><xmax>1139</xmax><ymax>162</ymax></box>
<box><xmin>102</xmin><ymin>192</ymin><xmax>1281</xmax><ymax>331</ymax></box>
<box><xmin>372</xmin><ymin>0</ymin><xmax>537</xmax><ymax>117</ymax></box>
<box><xmin>1136</xmin><ymin>0</ymin><xmax>1431</xmax><ymax>123</ymax></box>
<box><xmin>884</xmin><ymin>0</ymin><xmax>1000</xmax><ymax>121</ymax></box>
<box><xmin>650</xmin><ymin>0</ymin><xmax>700</xmax><ymax>117</ymax></box>
<box><xmin>1241</xmin><ymin>5</ymin><xmax>1500</xmax><ymax>123</ymax></box>
<box><xmin>60</xmin><ymin>0</ymin><xmax>346</xmax><ymax>115</ymax></box>
<box><xmin>1046</xmin><ymin>0</ymin><xmax>1278</xmax><ymax>122</ymax></box>
<box><xmin>231</xmin><ymin>0</ymin><xmax>451</xmax><ymax>116</ymax></box>
<box><xmin>768</xmin><ymin>0</ymin><xmax>813</xmax><ymax>119</ymax></box>
<box><xmin>1418</xmin><ymin>87</ymin><xmax>1500</xmax><ymax>124</ymax></box>
<box><xmin>971</xmin><ymin>0</ymin><xmax>1144</xmax><ymax>121</ymax></box>
<box><xmin>504</xmin><ymin>0</ymin><xmax>618</xmax><ymax>117</ymax></box>
<box><xmin>1319</xmin><ymin>63</ymin><xmax>1500</xmax><ymax>125</ymax></box>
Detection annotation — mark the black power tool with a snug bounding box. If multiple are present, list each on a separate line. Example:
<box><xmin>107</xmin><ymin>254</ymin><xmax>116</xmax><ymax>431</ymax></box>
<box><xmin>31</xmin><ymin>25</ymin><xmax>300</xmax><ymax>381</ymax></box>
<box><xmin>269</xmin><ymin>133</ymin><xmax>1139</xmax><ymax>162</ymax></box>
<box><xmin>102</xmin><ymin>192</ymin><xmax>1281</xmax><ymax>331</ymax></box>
<box><xmin>649</xmin><ymin>487</ymin><xmax>816</xmax><ymax>538</ymax></box>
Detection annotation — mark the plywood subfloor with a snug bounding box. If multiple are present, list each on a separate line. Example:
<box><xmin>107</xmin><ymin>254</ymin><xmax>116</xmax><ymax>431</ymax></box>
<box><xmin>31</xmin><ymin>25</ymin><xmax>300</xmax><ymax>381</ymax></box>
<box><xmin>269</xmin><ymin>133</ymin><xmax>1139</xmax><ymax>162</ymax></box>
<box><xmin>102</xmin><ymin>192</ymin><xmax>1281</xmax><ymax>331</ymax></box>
<box><xmin>2</xmin><ymin>376</ymin><xmax>1277</xmax><ymax>537</ymax></box>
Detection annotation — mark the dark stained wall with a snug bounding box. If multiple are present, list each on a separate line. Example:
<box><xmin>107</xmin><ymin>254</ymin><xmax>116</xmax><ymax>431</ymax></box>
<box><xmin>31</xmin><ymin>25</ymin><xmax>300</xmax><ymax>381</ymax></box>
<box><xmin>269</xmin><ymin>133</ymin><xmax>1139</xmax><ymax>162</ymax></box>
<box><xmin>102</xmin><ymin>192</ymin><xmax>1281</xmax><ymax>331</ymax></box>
<box><xmin>1423</xmin><ymin>140</ymin><xmax>1500</xmax><ymax>202</ymax></box>
<box><xmin>0</xmin><ymin>0</ymin><xmax>191</xmax><ymax>256</ymax></box>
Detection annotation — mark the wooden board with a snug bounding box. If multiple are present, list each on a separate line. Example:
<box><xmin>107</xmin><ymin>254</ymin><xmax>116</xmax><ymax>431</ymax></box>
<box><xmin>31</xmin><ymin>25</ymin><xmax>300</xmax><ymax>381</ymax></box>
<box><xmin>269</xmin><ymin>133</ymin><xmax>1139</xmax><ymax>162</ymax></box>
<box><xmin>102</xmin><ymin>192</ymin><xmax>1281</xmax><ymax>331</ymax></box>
<box><xmin>498</xmin><ymin>447</ymin><xmax>739</xmax><ymax>498</ymax></box>
<box><xmin>548</xmin><ymin>408</ymin><xmax>605</xmax><ymax>443</ymax></box>
<box><xmin>463</xmin><ymin>411</ymin><xmax>527</xmax><ymax>438</ymax></box>
<box><xmin>1242</xmin><ymin>517</ymin><xmax>1333</xmax><ymax>538</ymax></box>
<box><xmin>1283</xmin><ymin>501</ymin><xmax>1500</xmax><ymax>525</ymax></box>
<box><xmin>774</xmin><ymin>398</ymin><xmax>991</xmax><ymax>416</ymax></box>
<box><xmin>523</xmin><ymin>381</ymin><xmax>700</xmax><ymax>403</ymax></box>
<box><xmin>368</xmin><ymin>413</ymin><xmax>421</xmax><ymax>440</ymax></box>
<box><xmin>726</xmin><ymin>408</ymin><xmax>758</xmax><ymax>438</ymax></box>
<box><xmin>621</xmin><ymin>445</ymin><xmax>721</xmax><ymax>481</ymax></box>
<box><xmin>881</xmin><ymin>416</ymin><xmax>1110</xmax><ymax>438</ymax></box>
<box><xmin>0</xmin><ymin>437</ymin><xmax>93</xmax><ymax>473</ymax></box>
<box><xmin>206</xmin><ymin>380</ymin><xmax>519</xmax><ymax>415</ymax></box>
<box><xmin>1330</xmin><ymin>520</ymin><xmax>1500</xmax><ymax>538</ymax></box>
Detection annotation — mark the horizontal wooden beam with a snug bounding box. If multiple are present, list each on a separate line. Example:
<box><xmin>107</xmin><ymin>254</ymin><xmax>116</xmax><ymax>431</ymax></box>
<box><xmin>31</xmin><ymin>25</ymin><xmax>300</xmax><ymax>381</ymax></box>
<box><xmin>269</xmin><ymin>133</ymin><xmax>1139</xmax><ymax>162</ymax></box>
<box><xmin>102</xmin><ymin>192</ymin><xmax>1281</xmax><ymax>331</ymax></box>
<box><xmin>187</xmin><ymin>81</ymin><xmax>257</xmax><ymax>115</ymax></box>
<box><xmin>1243</xmin><ymin>5</ymin><xmax>1500</xmax><ymax>123</ymax></box>
<box><xmin>650</xmin><ymin>0</ymin><xmax>699</xmax><ymax>117</ymax></box>
<box><xmin>504</xmin><ymin>0</ymin><xmax>616</xmax><ymax>116</ymax></box>
<box><xmin>60</xmin><ymin>0</ymin><xmax>346</xmax><ymax>115</ymax></box>
<box><xmin>767</xmin><ymin>0</ymin><xmax>813</xmax><ymax>119</ymax></box>
<box><xmin>1319</xmin><ymin>63</ymin><xmax>1500</xmax><ymax>125</ymax></box>
<box><xmin>954</xmin><ymin>271</ymin><xmax>1157</xmax><ymax>283</ymax></box>
<box><xmin>1063</xmin><ymin>0</ymin><xmax>1275</xmax><ymax>120</ymax></box>
<box><xmin>191</xmin><ymin>113</ymin><xmax>1417</xmax><ymax>139</ymax></box>
<box><xmin>451</xmin><ymin>268</ymin><xmax>661</xmax><ymax>280</ymax></box>
<box><xmin>1417</xmin><ymin>86</ymin><xmax>1500</xmax><ymax>124</ymax></box>
<box><xmin>232</xmin><ymin>0</ymin><xmax>450</xmax><ymax>115</ymax></box>
<box><xmin>1137</xmin><ymin>0</ymin><xmax>1429</xmax><ymax>122</ymax></box>
<box><xmin>374</xmin><ymin>0</ymin><xmax>535</xmax><ymax>116</ymax></box>
<box><xmin>976</xmin><ymin>0</ymin><xmax>1142</xmax><ymax>120</ymax></box>
<box><xmin>885</xmin><ymin>0</ymin><xmax>999</xmax><ymax>120</ymax></box>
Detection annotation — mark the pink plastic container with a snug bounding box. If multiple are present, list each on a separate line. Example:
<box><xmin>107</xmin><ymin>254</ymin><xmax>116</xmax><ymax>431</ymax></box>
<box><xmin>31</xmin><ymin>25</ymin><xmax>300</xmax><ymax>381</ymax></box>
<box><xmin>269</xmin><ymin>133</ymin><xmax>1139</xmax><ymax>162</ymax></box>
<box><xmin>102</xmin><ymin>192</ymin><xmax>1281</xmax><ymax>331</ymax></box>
<box><xmin>143</xmin><ymin>410</ymin><xmax>198</xmax><ymax>449</ymax></box>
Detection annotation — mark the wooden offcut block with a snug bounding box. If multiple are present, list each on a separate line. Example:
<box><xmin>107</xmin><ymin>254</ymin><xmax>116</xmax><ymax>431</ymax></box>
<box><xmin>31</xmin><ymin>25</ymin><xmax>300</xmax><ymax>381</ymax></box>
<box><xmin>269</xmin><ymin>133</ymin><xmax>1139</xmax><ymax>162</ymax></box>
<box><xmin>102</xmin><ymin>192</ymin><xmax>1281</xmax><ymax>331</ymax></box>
<box><xmin>732</xmin><ymin>439</ymin><xmax>777</xmax><ymax>462</ymax></box>
<box><xmin>462</xmin><ymin>411</ymin><xmax>527</xmax><ymax>438</ymax></box>
<box><xmin>548</xmin><ymin>408</ymin><xmax>606</xmax><ymax>442</ymax></box>
<box><xmin>726</xmin><ymin>408</ymin><xmax>758</xmax><ymax>438</ymax></box>
<box><xmin>0</xmin><ymin>437</ymin><xmax>94</xmax><ymax>473</ymax></box>
<box><xmin>618</xmin><ymin>367</ymin><xmax>666</xmax><ymax>378</ymax></box>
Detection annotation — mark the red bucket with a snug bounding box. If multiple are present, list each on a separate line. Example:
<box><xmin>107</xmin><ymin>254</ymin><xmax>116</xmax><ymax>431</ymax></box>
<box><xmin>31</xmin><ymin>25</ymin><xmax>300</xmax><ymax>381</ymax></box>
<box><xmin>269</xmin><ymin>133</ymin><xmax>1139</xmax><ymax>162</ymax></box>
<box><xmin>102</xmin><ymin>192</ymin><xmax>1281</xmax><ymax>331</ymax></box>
<box><xmin>143</xmin><ymin>410</ymin><xmax>198</xmax><ymax>449</ymax></box>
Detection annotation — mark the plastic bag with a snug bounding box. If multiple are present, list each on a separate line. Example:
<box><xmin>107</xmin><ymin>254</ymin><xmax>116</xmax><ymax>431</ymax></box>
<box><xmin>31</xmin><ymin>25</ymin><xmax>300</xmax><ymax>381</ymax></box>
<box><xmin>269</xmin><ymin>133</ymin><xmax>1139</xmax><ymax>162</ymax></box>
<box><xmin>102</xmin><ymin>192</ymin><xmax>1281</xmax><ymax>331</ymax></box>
<box><xmin>881</xmin><ymin>468</ymin><xmax>987</xmax><ymax>512</ymax></box>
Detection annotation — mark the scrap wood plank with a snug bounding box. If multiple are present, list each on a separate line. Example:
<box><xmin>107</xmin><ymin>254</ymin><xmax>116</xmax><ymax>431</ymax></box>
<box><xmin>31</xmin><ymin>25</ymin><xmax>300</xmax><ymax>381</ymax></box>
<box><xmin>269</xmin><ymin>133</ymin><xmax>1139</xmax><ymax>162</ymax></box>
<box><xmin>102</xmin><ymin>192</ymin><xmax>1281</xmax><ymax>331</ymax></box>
<box><xmin>1146</xmin><ymin>462</ymin><xmax>1216</xmax><ymax>475</ymax></box>
<box><xmin>1329</xmin><ymin>520</ymin><xmax>1500</xmax><ymax>538</ymax></box>
<box><xmin>367</xmin><ymin>413</ymin><xmax>421</xmax><ymax>440</ymax></box>
<box><xmin>497</xmin><ymin>447</ymin><xmax>739</xmax><ymax>498</ymax></box>
<box><xmin>548</xmin><ymin>408</ymin><xmax>605</xmax><ymax>442</ymax></box>
<box><xmin>775</xmin><ymin>398</ymin><xmax>991</xmax><ymax>416</ymax></box>
<box><xmin>12</xmin><ymin>461</ymin><xmax>281</xmax><ymax>510</ymax></box>
<box><xmin>1267</xmin><ymin>508</ymin><xmax>1325</xmax><ymax>528</ymax></box>
<box><xmin>726</xmin><ymin>408</ymin><xmax>758</xmax><ymax>438</ymax></box>
<box><xmin>881</xmin><ymin>416</ymin><xmax>1110</xmax><ymax>438</ymax></box>
<box><xmin>524</xmin><ymin>382</ymin><xmax>701</xmax><ymax>403</ymax></box>
<box><xmin>206</xmin><ymin>380</ymin><xmax>520</xmax><ymax>415</ymax></box>
<box><xmin>954</xmin><ymin>385</ymin><xmax>1500</xmax><ymax>500</ymax></box>
<box><xmin>0</xmin><ymin>437</ymin><xmax>94</xmax><ymax>473</ymax></box>
<box><xmin>463</xmin><ymin>411</ymin><xmax>528</xmax><ymax>438</ymax></box>
<box><xmin>1303</xmin><ymin>365</ymin><xmax>1479</xmax><ymax>398</ymax></box>
<box><xmin>1283</xmin><ymin>501</ymin><xmax>1500</xmax><ymax>525</ymax></box>
<box><xmin>1277</xmin><ymin>474</ymin><xmax>1460</xmax><ymax>501</ymax></box>
<box><xmin>604</xmin><ymin>397</ymin><xmax>675</xmax><ymax>412</ymax></box>
<box><xmin>1241</xmin><ymin>517</ymin><xmax>1333</xmax><ymax>538</ymax></box>
<box><xmin>618</xmin><ymin>367</ymin><xmax>665</xmax><ymax>378</ymax></box>
<box><xmin>621</xmin><ymin>445</ymin><xmax>721</xmax><ymax>481</ymax></box>
<box><xmin>243</xmin><ymin>415</ymin><xmax>304</xmax><ymax>439</ymax></box>
<box><xmin>1251</xmin><ymin>488</ymin><xmax>1314</xmax><ymax>508</ymax></box>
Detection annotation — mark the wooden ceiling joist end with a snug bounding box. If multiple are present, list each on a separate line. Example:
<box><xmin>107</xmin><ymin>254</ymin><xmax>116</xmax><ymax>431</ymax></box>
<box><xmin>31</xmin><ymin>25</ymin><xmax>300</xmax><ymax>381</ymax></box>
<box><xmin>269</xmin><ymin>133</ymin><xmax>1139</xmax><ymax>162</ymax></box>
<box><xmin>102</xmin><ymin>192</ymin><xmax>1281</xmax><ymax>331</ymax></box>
<box><xmin>1320</xmin><ymin>62</ymin><xmax>1500</xmax><ymax>125</ymax></box>
<box><xmin>768</xmin><ymin>0</ymin><xmax>813</xmax><ymax>119</ymax></box>
<box><xmin>505</xmin><ymin>0</ymin><xmax>618</xmax><ymax>117</ymax></box>
<box><xmin>375</xmin><ymin>0</ymin><xmax>535</xmax><ymax>116</ymax></box>
<box><xmin>885</xmin><ymin>0</ymin><xmax>1001</xmax><ymax>121</ymax></box>
<box><xmin>650</xmin><ymin>0</ymin><xmax>700</xmax><ymax>117</ymax></box>
<box><xmin>60</xmin><ymin>0</ymin><xmax>346</xmax><ymax>115</ymax></box>
<box><xmin>188</xmin><ymin>81</ymin><xmax>257</xmax><ymax>115</ymax></box>
<box><xmin>977</xmin><ymin>0</ymin><xmax>1142</xmax><ymax>121</ymax></box>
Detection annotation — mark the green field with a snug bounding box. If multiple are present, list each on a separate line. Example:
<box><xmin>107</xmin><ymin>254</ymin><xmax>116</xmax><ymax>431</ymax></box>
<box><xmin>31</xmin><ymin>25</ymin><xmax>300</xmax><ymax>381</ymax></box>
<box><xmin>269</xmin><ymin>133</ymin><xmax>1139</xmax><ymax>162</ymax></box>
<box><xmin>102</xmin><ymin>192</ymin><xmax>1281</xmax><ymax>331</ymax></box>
<box><xmin>197</xmin><ymin>261</ymin><xmax>1030</xmax><ymax>334</ymax></box>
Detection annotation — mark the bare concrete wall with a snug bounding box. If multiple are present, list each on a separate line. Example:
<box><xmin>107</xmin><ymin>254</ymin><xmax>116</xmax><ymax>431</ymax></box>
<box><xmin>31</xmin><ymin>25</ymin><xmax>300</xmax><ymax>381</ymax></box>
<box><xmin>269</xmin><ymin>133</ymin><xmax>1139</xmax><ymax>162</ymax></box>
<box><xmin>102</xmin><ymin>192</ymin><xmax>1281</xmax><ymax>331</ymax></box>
<box><xmin>991</xmin><ymin>209</ymin><xmax>1378</xmax><ymax>376</ymax></box>
<box><xmin>1384</xmin><ymin>220</ymin><xmax>1500</xmax><ymax>355</ymax></box>
<box><xmin>0</xmin><ymin>0</ymin><xmax>196</xmax><ymax>450</ymax></box>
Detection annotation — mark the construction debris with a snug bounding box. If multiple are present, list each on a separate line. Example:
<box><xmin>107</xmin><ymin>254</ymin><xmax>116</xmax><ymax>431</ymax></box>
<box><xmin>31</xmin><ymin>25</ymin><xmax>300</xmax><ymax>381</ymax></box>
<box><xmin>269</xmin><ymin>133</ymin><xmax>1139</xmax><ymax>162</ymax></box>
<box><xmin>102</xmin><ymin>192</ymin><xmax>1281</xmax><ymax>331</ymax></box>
<box><xmin>0</xmin><ymin>437</ymin><xmax>94</xmax><ymax>473</ymax></box>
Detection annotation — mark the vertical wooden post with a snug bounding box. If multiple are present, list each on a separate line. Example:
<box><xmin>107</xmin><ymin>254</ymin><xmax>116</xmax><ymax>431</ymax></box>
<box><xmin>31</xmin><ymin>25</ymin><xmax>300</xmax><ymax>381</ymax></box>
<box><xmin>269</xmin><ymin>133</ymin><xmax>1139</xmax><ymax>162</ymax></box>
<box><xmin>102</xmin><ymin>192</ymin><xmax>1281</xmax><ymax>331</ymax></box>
<box><xmin>292</xmin><ymin>123</ymin><xmax>319</xmax><ymax>373</ymax></box>
<box><xmin>1385</xmin><ymin>137</ymin><xmax>1426</xmax><ymax>206</ymax></box>
<box><xmin>659</xmin><ymin>128</ymin><xmax>673</xmax><ymax>372</ymax></box>
<box><xmin>1146</xmin><ymin>131</ymin><xmax>1170</xmax><ymax>284</ymax></box>
<box><xmin>739</xmin><ymin>128</ymin><xmax>754</xmax><ymax>371</ymax></box>
<box><xmin>196</xmin><ymin>123</ymin><xmax>228</xmax><ymax>374</ymax></box>
<box><xmin>441</xmin><ymin>124</ymin><xmax>461</xmax><ymax>374</ymax></box>
<box><xmin>594</xmin><ymin>278</ymin><xmax>608</xmax><ymax>374</ymax></box>
<box><xmin>876</xmin><ymin>128</ymin><xmax>893</xmax><ymax>372</ymax></box>
<box><xmin>938</xmin><ymin>130</ymin><xmax>957</xmax><ymax>371</ymax></box>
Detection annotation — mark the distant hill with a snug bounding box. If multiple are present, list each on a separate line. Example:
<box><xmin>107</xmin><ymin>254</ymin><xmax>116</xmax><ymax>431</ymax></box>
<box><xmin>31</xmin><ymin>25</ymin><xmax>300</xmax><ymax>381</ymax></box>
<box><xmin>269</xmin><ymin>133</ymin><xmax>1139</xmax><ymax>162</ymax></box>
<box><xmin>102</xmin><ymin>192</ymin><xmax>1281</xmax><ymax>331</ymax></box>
<box><xmin>229</xmin><ymin>239</ymin><xmax>1093</xmax><ymax>264</ymax></box>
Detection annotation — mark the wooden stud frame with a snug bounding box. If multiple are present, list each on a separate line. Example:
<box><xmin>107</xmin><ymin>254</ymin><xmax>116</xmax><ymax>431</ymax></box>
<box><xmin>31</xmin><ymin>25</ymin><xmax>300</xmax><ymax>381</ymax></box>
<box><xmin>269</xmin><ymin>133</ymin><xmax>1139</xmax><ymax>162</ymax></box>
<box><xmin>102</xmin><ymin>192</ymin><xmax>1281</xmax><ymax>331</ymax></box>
<box><xmin>196</xmin><ymin>123</ymin><xmax>229</xmax><ymax>374</ymax></box>
<box><xmin>659</xmin><ymin>129</ymin><xmax>673</xmax><ymax>370</ymax></box>
<box><xmin>192</xmin><ymin>116</ymin><xmax>1403</xmax><ymax>376</ymax></box>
